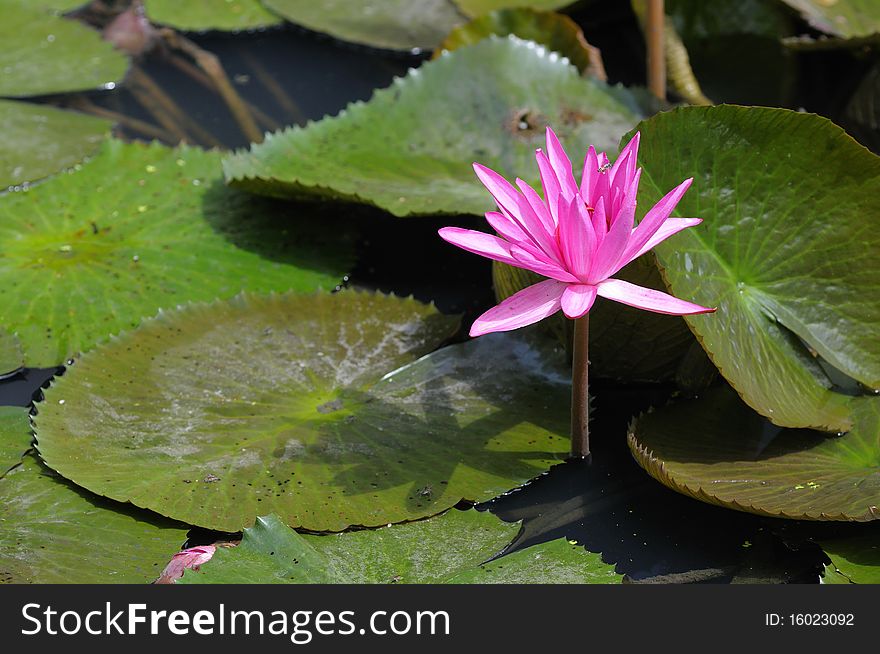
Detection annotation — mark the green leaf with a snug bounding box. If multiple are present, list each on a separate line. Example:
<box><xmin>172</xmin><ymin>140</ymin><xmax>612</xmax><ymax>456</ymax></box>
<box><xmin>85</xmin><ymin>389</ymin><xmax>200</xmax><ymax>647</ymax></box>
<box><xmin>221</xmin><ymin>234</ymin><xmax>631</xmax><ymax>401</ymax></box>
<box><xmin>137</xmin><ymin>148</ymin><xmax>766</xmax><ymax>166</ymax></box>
<box><xmin>628</xmin><ymin>384</ymin><xmax>880</xmax><ymax>521</ymax></box>
<box><xmin>456</xmin><ymin>0</ymin><xmax>574</xmax><ymax>17</ymax></box>
<box><xmin>143</xmin><ymin>0</ymin><xmax>283</xmax><ymax>31</ymax></box>
<box><xmin>0</xmin><ymin>406</ymin><xmax>31</xmax><ymax>477</ymax></box>
<box><xmin>818</xmin><ymin>526</ymin><xmax>880</xmax><ymax>583</ymax></box>
<box><xmin>223</xmin><ymin>36</ymin><xmax>643</xmax><ymax>216</ymax></box>
<box><xmin>438</xmin><ymin>8</ymin><xmax>605</xmax><ymax>79</ymax></box>
<box><xmin>779</xmin><ymin>0</ymin><xmax>880</xmax><ymax>40</ymax></box>
<box><xmin>0</xmin><ymin>332</ymin><xmax>23</xmax><ymax>380</ymax></box>
<box><xmin>0</xmin><ymin>454</ymin><xmax>188</xmax><ymax>584</ymax></box>
<box><xmin>0</xmin><ymin>0</ymin><xmax>129</xmax><ymax>98</ymax></box>
<box><xmin>262</xmin><ymin>0</ymin><xmax>466</xmax><ymax>51</ymax></box>
<box><xmin>0</xmin><ymin>99</ymin><xmax>111</xmax><ymax>189</ymax></box>
<box><xmin>35</xmin><ymin>291</ymin><xmax>571</xmax><ymax>532</ymax></box>
<box><xmin>179</xmin><ymin>511</ymin><xmax>621</xmax><ymax>583</ymax></box>
<box><xmin>633</xmin><ymin>105</ymin><xmax>880</xmax><ymax>431</ymax></box>
<box><xmin>0</xmin><ymin>138</ymin><xmax>354</xmax><ymax>367</ymax></box>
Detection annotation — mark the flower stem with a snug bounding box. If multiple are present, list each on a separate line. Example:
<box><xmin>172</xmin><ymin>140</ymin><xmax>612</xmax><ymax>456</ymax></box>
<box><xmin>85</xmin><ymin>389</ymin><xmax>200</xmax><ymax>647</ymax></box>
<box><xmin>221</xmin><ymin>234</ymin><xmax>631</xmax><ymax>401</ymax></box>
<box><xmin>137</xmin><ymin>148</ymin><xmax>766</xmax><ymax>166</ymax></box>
<box><xmin>570</xmin><ymin>315</ymin><xmax>590</xmax><ymax>459</ymax></box>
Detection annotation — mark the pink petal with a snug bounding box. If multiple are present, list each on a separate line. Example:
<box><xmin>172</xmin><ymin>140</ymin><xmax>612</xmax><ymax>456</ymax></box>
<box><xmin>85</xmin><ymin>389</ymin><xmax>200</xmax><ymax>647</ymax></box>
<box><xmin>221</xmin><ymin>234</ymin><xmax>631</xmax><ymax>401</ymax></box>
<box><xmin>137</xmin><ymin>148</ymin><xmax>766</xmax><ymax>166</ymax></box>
<box><xmin>438</xmin><ymin>227</ymin><xmax>520</xmax><ymax>266</ymax></box>
<box><xmin>610</xmin><ymin>131</ymin><xmax>640</xmax><ymax>189</ymax></box>
<box><xmin>588</xmin><ymin>169</ymin><xmax>641</xmax><ymax>283</ymax></box>
<box><xmin>510</xmin><ymin>187</ymin><xmax>564</xmax><ymax>261</ymax></box>
<box><xmin>545</xmin><ymin>127</ymin><xmax>579</xmax><ymax>198</ymax></box>
<box><xmin>625</xmin><ymin>178</ymin><xmax>693</xmax><ymax>261</ymax></box>
<box><xmin>619</xmin><ymin>217</ymin><xmax>703</xmax><ymax>267</ymax></box>
<box><xmin>156</xmin><ymin>545</ymin><xmax>216</xmax><ymax>584</ymax></box>
<box><xmin>536</xmin><ymin>148</ymin><xmax>563</xmax><ymax>224</ymax></box>
<box><xmin>473</xmin><ymin>163</ymin><xmax>522</xmax><ymax>217</ymax></box>
<box><xmin>470</xmin><ymin>279</ymin><xmax>566</xmax><ymax>336</ymax></box>
<box><xmin>517</xmin><ymin>178</ymin><xmax>556</xmax><ymax>231</ymax></box>
<box><xmin>579</xmin><ymin>145</ymin><xmax>600</xmax><ymax>204</ymax></box>
<box><xmin>510</xmin><ymin>244</ymin><xmax>580</xmax><ymax>283</ymax></box>
<box><xmin>560</xmin><ymin>284</ymin><xmax>598</xmax><ymax>319</ymax></box>
<box><xmin>596</xmin><ymin>278</ymin><xmax>715</xmax><ymax>315</ymax></box>
<box><xmin>485</xmin><ymin>210</ymin><xmax>530</xmax><ymax>245</ymax></box>
<box><xmin>556</xmin><ymin>193</ymin><xmax>596</xmax><ymax>280</ymax></box>
<box><xmin>590</xmin><ymin>195</ymin><xmax>608</xmax><ymax>245</ymax></box>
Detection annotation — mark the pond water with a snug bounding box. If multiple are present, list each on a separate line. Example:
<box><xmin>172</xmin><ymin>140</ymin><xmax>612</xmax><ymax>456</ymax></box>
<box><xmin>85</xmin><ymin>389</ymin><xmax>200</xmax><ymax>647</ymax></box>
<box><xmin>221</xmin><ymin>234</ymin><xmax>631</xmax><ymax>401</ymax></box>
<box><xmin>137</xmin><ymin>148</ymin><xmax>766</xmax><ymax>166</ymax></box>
<box><xmin>2</xmin><ymin>18</ymin><xmax>843</xmax><ymax>583</ymax></box>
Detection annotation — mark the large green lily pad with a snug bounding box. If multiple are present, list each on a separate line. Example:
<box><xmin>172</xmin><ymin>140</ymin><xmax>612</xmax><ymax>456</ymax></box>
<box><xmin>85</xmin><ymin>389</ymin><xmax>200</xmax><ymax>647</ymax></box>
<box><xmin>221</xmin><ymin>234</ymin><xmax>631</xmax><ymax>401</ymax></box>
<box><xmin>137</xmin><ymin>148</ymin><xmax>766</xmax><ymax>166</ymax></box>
<box><xmin>780</xmin><ymin>0</ymin><xmax>880</xmax><ymax>40</ymax></box>
<box><xmin>179</xmin><ymin>511</ymin><xmax>621</xmax><ymax>583</ymax></box>
<box><xmin>629</xmin><ymin>384</ymin><xmax>880</xmax><ymax>521</ymax></box>
<box><xmin>633</xmin><ymin>106</ymin><xmax>880</xmax><ymax>431</ymax></box>
<box><xmin>0</xmin><ymin>408</ymin><xmax>188</xmax><ymax>584</ymax></box>
<box><xmin>438</xmin><ymin>8</ymin><xmax>605</xmax><ymax>79</ymax></box>
<box><xmin>0</xmin><ymin>0</ymin><xmax>129</xmax><ymax>98</ymax></box>
<box><xmin>818</xmin><ymin>527</ymin><xmax>880</xmax><ymax>583</ymax></box>
<box><xmin>0</xmin><ymin>332</ymin><xmax>23</xmax><ymax>380</ymax></box>
<box><xmin>35</xmin><ymin>291</ymin><xmax>571</xmax><ymax>532</ymax></box>
<box><xmin>223</xmin><ymin>36</ymin><xmax>643</xmax><ymax>216</ymax></box>
<box><xmin>262</xmin><ymin>0</ymin><xmax>465</xmax><ymax>51</ymax></box>
<box><xmin>262</xmin><ymin>1</ymin><xmax>575</xmax><ymax>51</ymax></box>
<box><xmin>0</xmin><ymin>407</ymin><xmax>31</xmax><ymax>477</ymax></box>
<box><xmin>0</xmin><ymin>99</ymin><xmax>111</xmax><ymax>190</ymax></box>
<box><xmin>144</xmin><ymin>0</ymin><xmax>283</xmax><ymax>32</ymax></box>
<box><xmin>0</xmin><ymin>138</ymin><xmax>353</xmax><ymax>368</ymax></box>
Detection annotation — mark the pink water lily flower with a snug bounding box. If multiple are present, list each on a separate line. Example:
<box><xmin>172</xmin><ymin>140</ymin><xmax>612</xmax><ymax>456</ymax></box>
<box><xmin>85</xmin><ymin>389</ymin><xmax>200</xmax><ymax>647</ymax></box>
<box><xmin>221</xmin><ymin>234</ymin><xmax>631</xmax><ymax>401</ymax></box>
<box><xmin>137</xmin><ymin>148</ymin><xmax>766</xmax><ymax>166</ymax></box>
<box><xmin>439</xmin><ymin>128</ymin><xmax>715</xmax><ymax>337</ymax></box>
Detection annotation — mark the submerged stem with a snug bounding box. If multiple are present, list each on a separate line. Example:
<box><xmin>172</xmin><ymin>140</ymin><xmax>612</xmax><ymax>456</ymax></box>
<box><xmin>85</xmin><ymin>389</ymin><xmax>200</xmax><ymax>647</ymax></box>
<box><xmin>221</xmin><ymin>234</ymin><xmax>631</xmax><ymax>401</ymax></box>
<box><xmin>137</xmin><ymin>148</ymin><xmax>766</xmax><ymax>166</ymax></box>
<box><xmin>570</xmin><ymin>315</ymin><xmax>590</xmax><ymax>459</ymax></box>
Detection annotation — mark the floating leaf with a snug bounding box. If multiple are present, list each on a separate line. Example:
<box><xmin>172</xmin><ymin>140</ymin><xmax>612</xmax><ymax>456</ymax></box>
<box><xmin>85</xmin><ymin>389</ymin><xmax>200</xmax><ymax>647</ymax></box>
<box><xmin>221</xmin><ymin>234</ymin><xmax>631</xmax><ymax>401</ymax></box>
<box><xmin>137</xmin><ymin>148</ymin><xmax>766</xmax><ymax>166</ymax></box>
<box><xmin>818</xmin><ymin>527</ymin><xmax>880</xmax><ymax>583</ymax></box>
<box><xmin>262</xmin><ymin>0</ymin><xmax>465</xmax><ymax>51</ymax></box>
<box><xmin>224</xmin><ymin>36</ymin><xmax>642</xmax><ymax>216</ymax></box>
<box><xmin>0</xmin><ymin>406</ymin><xmax>30</xmax><ymax>477</ymax></box>
<box><xmin>0</xmin><ymin>409</ymin><xmax>187</xmax><ymax>584</ymax></box>
<box><xmin>0</xmin><ymin>99</ymin><xmax>111</xmax><ymax>190</ymax></box>
<box><xmin>179</xmin><ymin>511</ymin><xmax>620</xmax><ymax>583</ymax></box>
<box><xmin>633</xmin><ymin>106</ymin><xmax>880</xmax><ymax>431</ymax></box>
<box><xmin>0</xmin><ymin>455</ymin><xmax>189</xmax><ymax>583</ymax></box>
<box><xmin>629</xmin><ymin>385</ymin><xmax>880</xmax><ymax>521</ymax></box>
<box><xmin>35</xmin><ymin>291</ymin><xmax>570</xmax><ymax>532</ymax></box>
<box><xmin>779</xmin><ymin>0</ymin><xmax>880</xmax><ymax>40</ymax></box>
<box><xmin>144</xmin><ymin>0</ymin><xmax>283</xmax><ymax>32</ymax></box>
<box><xmin>0</xmin><ymin>139</ymin><xmax>354</xmax><ymax>367</ymax></box>
<box><xmin>437</xmin><ymin>8</ymin><xmax>606</xmax><ymax>80</ymax></box>
<box><xmin>0</xmin><ymin>0</ymin><xmax>128</xmax><ymax>98</ymax></box>
<box><xmin>456</xmin><ymin>0</ymin><xmax>574</xmax><ymax>17</ymax></box>
<box><xmin>0</xmin><ymin>332</ymin><xmax>23</xmax><ymax>380</ymax></box>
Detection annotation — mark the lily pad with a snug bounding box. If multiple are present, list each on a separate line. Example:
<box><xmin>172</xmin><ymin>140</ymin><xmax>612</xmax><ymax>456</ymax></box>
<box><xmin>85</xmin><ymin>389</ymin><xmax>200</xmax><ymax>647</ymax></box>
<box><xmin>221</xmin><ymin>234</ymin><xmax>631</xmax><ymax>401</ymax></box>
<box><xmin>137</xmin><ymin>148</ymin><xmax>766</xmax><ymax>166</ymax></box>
<box><xmin>780</xmin><ymin>0</ymin><xmax>880</xmax><ymax>40</ymax></box>
<box><xmin>437</xmin><ymin>8</ymin><xmax>605</xmax><ymax>79</ymax></box>
<box><xmin>262</xmin><ymin>0</ymin><xmax>465</xmax><ymax>51</ymax></box>
<box><xmin>35</xmin><ymin>291</ymin><xmax>571</xmax><ymax>532</ymax></box>
<box><xmin>179</xmin><ymin>511</ymin><xmax>621</xmax><ymax>583</ymax></box>
<box><xmin>628</xmin><ymin>384</ymin><xmax>880</xmax><ymax>521</ymax></box>
<box><xmin>0</xmin><ymin>407</ymin><xmax>31</xmax><ymax>477</ymax></box>
<box><xmin>144</xmin><ymin>0</ymin><xmax>283</xmax><ymax>32</ymax></box>
<box><xmin>818</xmin><ymin>528</ymin><xmax>880</xmax><ymax>583</ymax></box>
<box><xmin>456</xmin><ymin>1</ymin><xmax>575</xmax><ymax>18</ymax></box>
<box><xmin>0</xmin><ymin>0</ymin><xmax>128</xmax><ymax>98</ymax></box>
<box><xmin>0</xmin><ymin>99</ymin><xmax>111</xmax><ymax>190</ymax></box>
<box><xmin>633</xmin><ymin>105</ymin><xmax>880</xmax><ymax>431</ymax></box>
<box><xmin>0</xmin><ymin>455</ymin><xmax>189</xmax><ymax>584</ymax></box>
<box><xmin>0</xmin><ymin>407</ymin><xmax>187</xmax><ymax>583</ymax></box>
<box><xmin>223</xmin><ymin>36</ymin><xmax>643</xmax><ymax>216</ymax></box>
<box><xmin>0</xmin><ymin>332</ymin><xmax>23</xmax><ymax>380</ymax></box>
<box><xmin>0</xmin><ymin>138</ymin><xmax>354</xmax><ymax>367</ymax></box>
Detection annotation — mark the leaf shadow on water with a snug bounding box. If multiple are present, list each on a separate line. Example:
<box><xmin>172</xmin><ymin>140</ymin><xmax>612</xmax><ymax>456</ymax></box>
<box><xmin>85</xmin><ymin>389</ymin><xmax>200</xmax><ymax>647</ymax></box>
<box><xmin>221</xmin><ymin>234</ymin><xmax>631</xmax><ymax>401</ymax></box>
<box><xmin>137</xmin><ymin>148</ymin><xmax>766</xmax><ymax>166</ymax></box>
<box><xmin>199</xmin><ymin>179</ymin><xmax>358</xmax><ymax>277</ymax></box>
